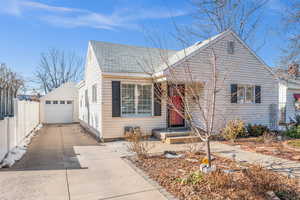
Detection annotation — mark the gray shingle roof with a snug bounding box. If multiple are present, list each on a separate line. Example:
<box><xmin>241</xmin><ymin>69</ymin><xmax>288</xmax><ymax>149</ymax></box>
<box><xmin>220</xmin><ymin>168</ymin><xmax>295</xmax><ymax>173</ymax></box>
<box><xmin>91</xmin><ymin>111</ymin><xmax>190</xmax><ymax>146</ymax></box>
<box><xmin>90</xmin><ymin>40</ymin><xmax>177</xmax><ymax>73</ymax></box>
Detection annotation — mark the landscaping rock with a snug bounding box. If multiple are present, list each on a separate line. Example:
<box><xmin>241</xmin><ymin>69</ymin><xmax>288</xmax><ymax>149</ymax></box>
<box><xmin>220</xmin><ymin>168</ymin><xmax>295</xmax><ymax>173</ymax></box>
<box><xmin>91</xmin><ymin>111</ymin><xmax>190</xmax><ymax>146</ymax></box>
<box><xmin>200</xmin><ymin>164</ymin><xmax>216</xmax><ymax>173</ymax></box>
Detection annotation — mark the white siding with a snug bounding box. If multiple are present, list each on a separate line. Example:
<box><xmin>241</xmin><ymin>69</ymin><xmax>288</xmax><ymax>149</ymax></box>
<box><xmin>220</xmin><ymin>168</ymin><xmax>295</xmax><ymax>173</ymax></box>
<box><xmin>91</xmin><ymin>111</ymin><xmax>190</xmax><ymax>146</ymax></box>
<box><xmin>101</xmin><ymin>77</ymin><xmax>167</xmax><ymax>139</ymax></box>
<box><xmin>286</xmin><ymin>88</ymin><xmax>300</xmax><ymax>122</ymax></box>
<box><xmin>78</xmin><ymin>42</ymin><xmax>102</xmax><ymax>138</ymax></box>
<box><xmin>164</xmin><ymin>33</ymin><xmax>278</xmax><ymax>130</ymax></box>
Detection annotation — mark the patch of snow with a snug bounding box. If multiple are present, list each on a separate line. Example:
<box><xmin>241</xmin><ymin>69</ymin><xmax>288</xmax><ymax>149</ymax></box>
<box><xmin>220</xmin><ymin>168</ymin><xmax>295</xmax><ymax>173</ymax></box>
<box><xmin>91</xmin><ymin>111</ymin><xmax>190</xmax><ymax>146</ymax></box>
<box><xmin>165</xmin><ymin>153</ymin><xmax>183</xmax><ymax>159</ymax></box>
<box><xmin>0</xmin><ymin>124</ymin><xmax>42</xmax><ymax>168</ymax></box>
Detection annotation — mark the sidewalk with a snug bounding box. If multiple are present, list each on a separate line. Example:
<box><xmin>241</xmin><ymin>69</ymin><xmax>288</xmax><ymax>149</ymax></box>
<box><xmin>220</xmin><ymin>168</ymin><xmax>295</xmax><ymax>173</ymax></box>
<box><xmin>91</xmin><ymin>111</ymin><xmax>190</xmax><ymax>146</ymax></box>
<box><xmin>147</xmin><ymin>140</ymin><xmax>300</xmax><ymax>179</ymax></box>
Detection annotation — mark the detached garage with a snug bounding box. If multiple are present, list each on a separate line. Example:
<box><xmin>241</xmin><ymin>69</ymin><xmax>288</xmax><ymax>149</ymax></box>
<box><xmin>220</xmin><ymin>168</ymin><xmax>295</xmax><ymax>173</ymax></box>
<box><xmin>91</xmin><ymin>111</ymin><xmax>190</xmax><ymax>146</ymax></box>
<box><xmin>40</xmin><ymin>82</ymin><xmax>78</xmax><ymax>124</ymax></box>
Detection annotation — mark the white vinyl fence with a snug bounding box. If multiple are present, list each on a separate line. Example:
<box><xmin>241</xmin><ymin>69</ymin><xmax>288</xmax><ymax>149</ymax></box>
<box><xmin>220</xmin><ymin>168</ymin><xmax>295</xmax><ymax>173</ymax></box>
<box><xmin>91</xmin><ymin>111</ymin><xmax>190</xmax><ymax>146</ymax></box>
<box><xmin>0</xmin><ymin>100</ymin><xmax>40</xmax><ymax>161</ymax></box>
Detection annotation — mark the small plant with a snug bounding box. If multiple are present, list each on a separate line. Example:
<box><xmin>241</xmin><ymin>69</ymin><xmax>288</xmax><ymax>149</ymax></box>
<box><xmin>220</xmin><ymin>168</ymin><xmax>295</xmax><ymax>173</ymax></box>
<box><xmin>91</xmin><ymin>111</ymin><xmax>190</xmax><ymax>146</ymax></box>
<box><xmin>284</xmin><ymin>126</ymin><xmax>300</xmax><ymax>139</ymax></box>
<box><xmin>222</xmin><ymin>119</ymin><xmax>246</xmax><ymax>142</ymax></box>
<box><xmin>246</xmin><ymin>124</ymin><xmax>269</xmax><ymax>137</ymax></box>
<box><xmin>176</xmin><ymin>171</ymin><xmax>203</xmax><ymax>185</ymax></box>
<box><xmin>126</xmin><ymin>129</ymin><xmax>153</xmax><ymax>159</ymax></box>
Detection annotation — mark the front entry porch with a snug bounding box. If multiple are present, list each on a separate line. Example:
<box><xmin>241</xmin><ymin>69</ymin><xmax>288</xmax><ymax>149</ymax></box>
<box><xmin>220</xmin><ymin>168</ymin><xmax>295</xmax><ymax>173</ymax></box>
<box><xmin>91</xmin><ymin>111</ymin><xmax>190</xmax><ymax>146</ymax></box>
<box><xmin>152</xmin><ymin>128</ymin><xmax>201</xmax><ymax>144</ymax></box>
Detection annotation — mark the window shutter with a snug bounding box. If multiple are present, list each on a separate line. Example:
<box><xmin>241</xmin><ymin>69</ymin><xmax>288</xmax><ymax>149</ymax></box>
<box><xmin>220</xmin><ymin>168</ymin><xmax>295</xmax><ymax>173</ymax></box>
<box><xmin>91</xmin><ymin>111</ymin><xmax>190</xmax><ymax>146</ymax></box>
<box><xmin>231</xmin><ymin>84</ymin><xmax>237</xmax><ymax>103</ymax></box>
<box><xmin>112</xmin><ymin>81</ymin><xmax>121</xmax><ymax>117</ymax></box>
<box><xmin>154</xmin><ymin>83</ymin><xmax>162</xmax><ymax>116</ymax></box>
<box><xmin>255</xmin><ymin>85</ymin><xmax>261</xmax><ymax>103</ymax></box>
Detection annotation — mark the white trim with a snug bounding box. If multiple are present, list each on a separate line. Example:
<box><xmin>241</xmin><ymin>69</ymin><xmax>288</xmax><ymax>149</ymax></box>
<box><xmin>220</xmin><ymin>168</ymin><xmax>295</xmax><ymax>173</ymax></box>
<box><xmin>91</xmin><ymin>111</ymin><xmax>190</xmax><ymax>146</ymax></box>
<box><xmin>120</xmin><ymin>83</ymin><xmax>153</xmax><ymax>117</ymax></box>
<box><xmin>103</xmin><ymin>72</ymin><xmax>152</xmax><ymax>78</ymax></box>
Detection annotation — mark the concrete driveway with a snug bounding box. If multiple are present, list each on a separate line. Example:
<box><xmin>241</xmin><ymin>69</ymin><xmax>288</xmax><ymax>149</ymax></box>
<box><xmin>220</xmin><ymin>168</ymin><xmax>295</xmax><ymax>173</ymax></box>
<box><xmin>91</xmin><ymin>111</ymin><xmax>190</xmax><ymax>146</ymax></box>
<box><xmin>0</xmin><ymin>124</ymin><xmax>167</xmax><ymax>200</ymax></box>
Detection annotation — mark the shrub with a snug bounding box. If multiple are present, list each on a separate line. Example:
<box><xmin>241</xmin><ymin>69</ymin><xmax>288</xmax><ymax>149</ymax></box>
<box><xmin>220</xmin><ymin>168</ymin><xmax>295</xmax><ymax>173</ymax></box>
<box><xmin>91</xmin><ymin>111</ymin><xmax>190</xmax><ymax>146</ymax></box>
<box><xmin>126</xmin><ymin>130</ymin><xmax>154</xmax><ymax>159</ymax></box>
<box><xmin>285</xmin><ymin>126</ymin><xmax>300</xmax><ymax>139</ymax></box>
<box><xmin>246</xmin><ymin>124</ymin><xmax>269</xmax><ymax>137</ymax></box>
<box><xmin>176</xmin><ymin>171</ymin><xmax>204</xmax><ymax>185</ymax></box>
<box><xmin>222</xmin><ymin>119</ymin><xmax>246</xmax><ymax>142</ymax></box>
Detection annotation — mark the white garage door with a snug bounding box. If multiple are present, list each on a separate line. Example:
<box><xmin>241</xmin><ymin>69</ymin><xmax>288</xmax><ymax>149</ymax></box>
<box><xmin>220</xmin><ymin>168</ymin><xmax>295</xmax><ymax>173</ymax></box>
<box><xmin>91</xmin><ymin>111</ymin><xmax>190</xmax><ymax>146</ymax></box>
<box><xmin>45</xmin><ymin>100</ymin><xmax>73</xmax><ymax>124</ymax></box>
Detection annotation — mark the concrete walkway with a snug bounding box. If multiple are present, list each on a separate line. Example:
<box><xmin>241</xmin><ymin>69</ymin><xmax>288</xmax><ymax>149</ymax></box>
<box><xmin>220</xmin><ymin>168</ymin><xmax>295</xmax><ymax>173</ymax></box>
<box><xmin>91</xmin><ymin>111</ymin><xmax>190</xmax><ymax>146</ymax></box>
<box><xmin>0</xmin><ymin>124</ymin><xmax>167</xmax><ymax>200</ymax></box>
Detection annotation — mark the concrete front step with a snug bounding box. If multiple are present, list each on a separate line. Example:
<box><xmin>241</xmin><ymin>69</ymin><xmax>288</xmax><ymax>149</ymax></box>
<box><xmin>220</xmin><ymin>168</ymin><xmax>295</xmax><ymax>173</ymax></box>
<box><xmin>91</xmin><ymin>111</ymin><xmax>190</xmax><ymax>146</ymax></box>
<box><xmin>152</xmin><ymin>129</ymin><xmax>191</xmax><ymax>140</ymax></box>
<box><xmin>165</xmin><ymin>136</ymin><xmax>202</xmax><ymax>144</ymax></box>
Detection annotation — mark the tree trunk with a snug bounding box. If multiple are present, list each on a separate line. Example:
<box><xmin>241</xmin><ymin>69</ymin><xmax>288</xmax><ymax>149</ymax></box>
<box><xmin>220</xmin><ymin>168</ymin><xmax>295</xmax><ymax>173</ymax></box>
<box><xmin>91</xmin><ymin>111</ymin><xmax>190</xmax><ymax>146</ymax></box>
<box><xmin>206</xmin><ymin>138</ymin><xmax>212</xmax><ymax>167</ymax></box>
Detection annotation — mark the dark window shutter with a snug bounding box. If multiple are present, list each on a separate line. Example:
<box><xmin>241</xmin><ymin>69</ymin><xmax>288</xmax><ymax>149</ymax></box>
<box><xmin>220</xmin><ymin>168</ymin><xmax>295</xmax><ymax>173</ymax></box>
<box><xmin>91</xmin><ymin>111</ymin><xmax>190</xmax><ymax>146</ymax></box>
<box><xmin>112</xmin><ymin>81</ymin><xmax>121</xmax><ymax>117</ymax></box>
<box><xmin>231</xmin><ymin>84</ymin><xmax>237</xmax><ymax>103</ymax></box>
<box><xmin>255</xmin><ymin>85</ymin><xmax>261</xmax><ymax>103</ymax></box>
<box><xmin>154</xmin><ymin>83</ymin><xmax>162</xmax><ymax>116</ymax></box>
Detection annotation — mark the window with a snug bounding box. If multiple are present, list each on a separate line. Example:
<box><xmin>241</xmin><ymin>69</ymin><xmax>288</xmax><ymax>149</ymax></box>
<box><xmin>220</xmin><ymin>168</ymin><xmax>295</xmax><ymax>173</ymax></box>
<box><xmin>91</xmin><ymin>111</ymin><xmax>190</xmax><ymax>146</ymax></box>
<box><xmin>121</xmin><ymin>84</ymin><xmax>135</xmax><ymax>115</ymax></box>
<box><xmin>227</xmin><ymin>41</ymin><xmax>234</xmax><ymax>54</ymax></box>
<box><xmin>45</xmin><ymin>101</ymin><xmax>51</xmax><ymax>104</ymax></box>
<box><xmin>121</xmin><ymin>84</ymin><xmax>152</xmax><ymax>116</ymax></box>
<box><xmin>60</xmin><ymin>101</ymin><xmax>65</xmax><ymax>104</ymax></box>
<box><xmin>92</xmin><ymin>84</ymin><xmax>97</xmax><ymax>103</ymax></box>
<box><xmin>53</xmin><ymin>101</ymin><xmax>58</xmax><ymax>104</ymax></box>
<box><xmin>137</xmin><ymin>85</ymin><xmax>152</xmax><ymax>114</ymax></box>
<box><xmin>67</xmin><ymin>101</ymin><xmax>72</xmax><ymax>104</ymax></box>
<box><xmin>237</xmin><ymin>85</ymin><xmax>254</xmax><ymax>103</ymax></box>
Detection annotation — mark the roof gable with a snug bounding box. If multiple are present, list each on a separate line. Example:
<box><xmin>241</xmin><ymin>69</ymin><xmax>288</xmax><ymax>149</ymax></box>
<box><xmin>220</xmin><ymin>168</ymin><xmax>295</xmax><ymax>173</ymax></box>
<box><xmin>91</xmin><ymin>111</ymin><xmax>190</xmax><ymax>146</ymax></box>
<box><xmin>160</xmin><ymin>30</ymin><xmax>274</xmax><ymax>77</ymax></box>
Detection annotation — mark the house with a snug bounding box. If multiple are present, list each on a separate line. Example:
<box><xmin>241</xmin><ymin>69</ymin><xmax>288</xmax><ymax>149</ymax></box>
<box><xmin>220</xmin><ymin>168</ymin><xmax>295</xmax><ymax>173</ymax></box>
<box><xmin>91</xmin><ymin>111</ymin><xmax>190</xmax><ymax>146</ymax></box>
<box><xmin>78</xmin><ymin>29</ymin><xmax>278</xmax><ymax>141</ymax></box>
<box><xmin>274</xmin><ymin>64</ymin><xmax>300</xmax><ymax>125</ymax></box>
<box><xmin>40</xmin><ymin>82</ymin><xmax>78</xmax><ymax>124</ymax></box>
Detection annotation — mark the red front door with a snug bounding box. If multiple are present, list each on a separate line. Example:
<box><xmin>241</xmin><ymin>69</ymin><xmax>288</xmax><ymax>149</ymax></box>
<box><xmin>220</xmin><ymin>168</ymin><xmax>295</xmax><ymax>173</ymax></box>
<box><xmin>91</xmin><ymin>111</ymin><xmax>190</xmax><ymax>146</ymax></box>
<box><xmin>168</xmin><ymin>85</ymin><xmax>185</xmax><ymax>127</ymax></box>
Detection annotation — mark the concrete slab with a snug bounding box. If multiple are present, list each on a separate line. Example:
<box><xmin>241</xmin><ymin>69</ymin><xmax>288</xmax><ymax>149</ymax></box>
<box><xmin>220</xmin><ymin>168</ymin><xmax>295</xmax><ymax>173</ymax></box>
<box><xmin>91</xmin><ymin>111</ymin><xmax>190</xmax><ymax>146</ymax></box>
<box><xmin>0</xmin><ymin>170</ymin><xmax>68</xmax><ymax>200</ymax></box>
<box><xmin>0</xmin><ymin>124</ymin><xmax>168</xmax><ymax>200</ymax></box>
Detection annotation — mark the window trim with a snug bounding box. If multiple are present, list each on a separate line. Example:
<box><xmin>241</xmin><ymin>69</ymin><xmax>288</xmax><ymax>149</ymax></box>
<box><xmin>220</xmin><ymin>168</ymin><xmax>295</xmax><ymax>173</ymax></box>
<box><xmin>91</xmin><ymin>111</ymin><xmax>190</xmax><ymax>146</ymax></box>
<box><xmin>120</xmin><ymin>83</ymin><xmax>153</xmax><ymax>117</ymax></box>
<box><xmin>236</xmin><ymin>84</ymin><xmax>255</xmax><ymax>104</ymax></box>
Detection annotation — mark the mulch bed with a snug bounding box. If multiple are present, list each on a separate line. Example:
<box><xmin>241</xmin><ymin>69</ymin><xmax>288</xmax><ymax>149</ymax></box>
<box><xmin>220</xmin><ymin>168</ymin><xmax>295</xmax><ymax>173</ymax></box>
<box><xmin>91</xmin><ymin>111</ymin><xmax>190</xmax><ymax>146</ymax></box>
<box><xmin>223</xmin><ymin>138</ymin><xmax>300</xmax><ymax>162</ymax></box>
<box><xmin>128</xmin><ymin>152</ymin><xmax>300</xmax><ymax>200</ymax></box>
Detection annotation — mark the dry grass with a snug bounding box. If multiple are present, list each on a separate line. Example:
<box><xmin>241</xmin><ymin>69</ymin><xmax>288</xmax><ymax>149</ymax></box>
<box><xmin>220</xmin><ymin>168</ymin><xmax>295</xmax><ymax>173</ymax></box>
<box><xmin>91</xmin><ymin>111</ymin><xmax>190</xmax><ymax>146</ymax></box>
<box><xmin>130</xmin><ymin>152</ymin><xmax>300</xmax><ymax>200</ymax></box>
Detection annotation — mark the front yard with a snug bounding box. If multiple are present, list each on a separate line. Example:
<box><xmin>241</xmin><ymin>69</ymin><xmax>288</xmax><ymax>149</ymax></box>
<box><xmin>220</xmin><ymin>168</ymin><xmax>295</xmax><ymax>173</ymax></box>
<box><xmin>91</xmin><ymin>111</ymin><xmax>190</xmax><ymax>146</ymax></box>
<box><xmin>223</xmin><ymin>138</ymin><xmax>300</xmax><ymax>162</ymax></box>
<box><xmin>127</xmin><ymin>151</ymin><xmax>300</xmax><ymax>200</ymax></box>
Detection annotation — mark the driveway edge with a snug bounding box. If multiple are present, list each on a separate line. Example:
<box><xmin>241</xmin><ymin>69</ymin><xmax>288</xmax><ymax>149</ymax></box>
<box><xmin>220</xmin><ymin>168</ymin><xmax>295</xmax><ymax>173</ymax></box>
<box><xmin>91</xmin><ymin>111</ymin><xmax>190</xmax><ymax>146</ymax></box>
<box><xmin>122</xmin><ymin>157</ymin><xmax>178</xmax><ymax>200</ymax></box>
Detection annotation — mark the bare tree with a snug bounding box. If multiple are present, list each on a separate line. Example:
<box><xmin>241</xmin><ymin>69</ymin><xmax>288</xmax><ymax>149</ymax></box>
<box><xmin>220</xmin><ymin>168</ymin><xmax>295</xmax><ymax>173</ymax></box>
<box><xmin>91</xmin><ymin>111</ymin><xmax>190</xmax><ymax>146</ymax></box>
<box><xmin>0</xmin><ymin>63</ymin><xmax>24</xmax><ymax>117</ymax></box>
<box><xmin>182</xmin><ymin>0</ymin><xmax>268</xmax><ymax>49</ymax></box>
<box><xmin>280</xmin><ymin>2</ymin><xmax>300</xmax><ymax>66</ymax></box>
<box><xmin>140</xmin><ymin>41</ymin><xmax>229</xmax><ymax>167</ymax></box>
<box><xmin>34</xmin><ymin>48</ymin><xmax>83</xmax><ymax>94</ymax></box>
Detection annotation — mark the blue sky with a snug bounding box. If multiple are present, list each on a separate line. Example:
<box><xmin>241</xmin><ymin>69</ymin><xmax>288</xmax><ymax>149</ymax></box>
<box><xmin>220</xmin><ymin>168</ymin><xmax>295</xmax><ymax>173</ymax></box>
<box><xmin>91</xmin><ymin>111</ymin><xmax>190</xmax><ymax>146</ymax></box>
<box><xmin>0</xmin><ymin>0</ymin><xmax>290</xmax><ymax>80</ymax></box>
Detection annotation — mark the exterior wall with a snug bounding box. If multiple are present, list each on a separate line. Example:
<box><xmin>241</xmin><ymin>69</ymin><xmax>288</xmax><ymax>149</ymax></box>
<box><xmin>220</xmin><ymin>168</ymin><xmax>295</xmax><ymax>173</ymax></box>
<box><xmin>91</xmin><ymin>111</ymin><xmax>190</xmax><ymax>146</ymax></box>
<box><xmin>164</xmin><ymin>32</ymin><xmax>278</xmax><ymax>130</ymax></box>
<box><xmin>40</xmin><ymin>82</ymin><xmax>78</xmax><ymax>123</ymax></box>
<box><xmin>101</xmin><ymin>76</ymin><xmax>167</xmax><ymax>139</ymax></box>
<box><xmin>286</xmin><ymin>88</ymin><xmax>300</xmax><ymax>122</ymax></box>
<box><xmin>78</xmin><ymin>42</ymin><xmax>102</xmax><ymax>138</ymax></box>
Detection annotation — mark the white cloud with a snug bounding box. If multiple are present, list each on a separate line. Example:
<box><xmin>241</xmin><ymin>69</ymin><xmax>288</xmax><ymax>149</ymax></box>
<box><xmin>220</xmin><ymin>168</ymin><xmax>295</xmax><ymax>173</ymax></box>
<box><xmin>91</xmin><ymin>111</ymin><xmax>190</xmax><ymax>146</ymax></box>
<box><xmin>0</xmin><ymin>0</ymin><xmax>188</xmax><ymax>30</ymax></box>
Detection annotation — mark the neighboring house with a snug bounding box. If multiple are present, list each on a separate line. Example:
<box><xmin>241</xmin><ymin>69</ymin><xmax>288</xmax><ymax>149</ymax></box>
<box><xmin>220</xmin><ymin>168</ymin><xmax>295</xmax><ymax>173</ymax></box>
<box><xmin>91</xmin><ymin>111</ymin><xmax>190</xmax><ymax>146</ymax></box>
<box><xmin>274</xmin><ymin>64</ymin><xmax>300</xmax><ymax>125</ymax></box>
<box><xmin>79</xmin><ymin>29</ymin><xmax>278</xmax><ymax>141</ymax></box>
<box><xmin>40</xmin><ymin>82</ymin><xmax>78</xmax><ymax>124</ymax></box>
